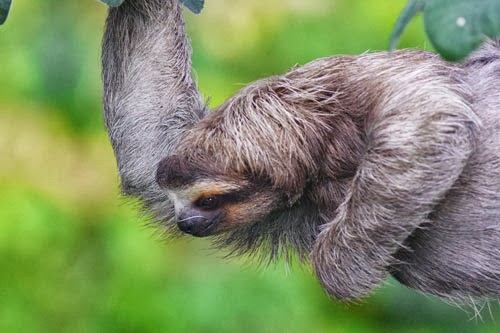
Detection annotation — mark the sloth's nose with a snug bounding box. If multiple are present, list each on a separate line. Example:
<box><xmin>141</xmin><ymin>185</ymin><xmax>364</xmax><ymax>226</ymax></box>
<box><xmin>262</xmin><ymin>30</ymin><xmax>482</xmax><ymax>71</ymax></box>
<box><xmin>176</xmin><ymin>210</ymin><xmax>213</xmax><ymax>237</ymax></box>
<box><xmin>177</xmin><ymin>217</ymin><xmax>200</xmax><ymax>234</ymax></box>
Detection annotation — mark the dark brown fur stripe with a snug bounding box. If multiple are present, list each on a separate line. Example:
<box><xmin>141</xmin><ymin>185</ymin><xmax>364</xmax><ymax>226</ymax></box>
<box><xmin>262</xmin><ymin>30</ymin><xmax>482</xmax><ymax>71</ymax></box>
<box><xmin>156</xmin><ymin>155</ymin><xmax>216</xmax><ymax>188</ymax></box>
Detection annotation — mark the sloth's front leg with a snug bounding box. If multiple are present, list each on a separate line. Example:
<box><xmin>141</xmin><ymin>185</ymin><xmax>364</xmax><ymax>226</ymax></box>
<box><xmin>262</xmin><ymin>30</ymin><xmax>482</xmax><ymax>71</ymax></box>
<box><xmin>311</xmin><ymin>95</ymin><xmax>479</xmax><ymax>300</ymax></box>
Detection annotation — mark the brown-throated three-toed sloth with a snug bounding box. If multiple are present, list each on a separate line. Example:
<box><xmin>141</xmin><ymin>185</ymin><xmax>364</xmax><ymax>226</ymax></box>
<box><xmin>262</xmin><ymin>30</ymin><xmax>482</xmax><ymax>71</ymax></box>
<box><xmin>102</xmin><ymin>0</ymin><xmax>500</xmax><ymax>302</ymax></box>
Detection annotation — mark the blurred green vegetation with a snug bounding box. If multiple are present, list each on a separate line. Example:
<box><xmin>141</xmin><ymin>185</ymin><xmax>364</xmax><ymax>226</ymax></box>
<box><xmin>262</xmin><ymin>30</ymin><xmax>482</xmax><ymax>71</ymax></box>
<box><xmin>0</xmin><ymin>0</ymin><xmax>499</xmax><ymax>332</ymax></box>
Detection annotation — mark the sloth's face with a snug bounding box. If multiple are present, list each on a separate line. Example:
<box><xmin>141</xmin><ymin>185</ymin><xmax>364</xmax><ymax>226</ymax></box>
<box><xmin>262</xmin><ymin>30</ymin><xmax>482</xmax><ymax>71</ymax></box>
<box><xmin>163</xmin><ymin>179</ymin><xmax>274</xmax><ymax>237</ymax></box>
<box><xmin>156</xmin><ymin>156</ymin><xmax>282</xmax><ymax>237</ymax></box>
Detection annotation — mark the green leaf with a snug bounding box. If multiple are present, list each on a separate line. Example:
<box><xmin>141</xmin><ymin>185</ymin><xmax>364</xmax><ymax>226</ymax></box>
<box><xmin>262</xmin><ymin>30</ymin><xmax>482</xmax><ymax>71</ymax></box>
<box><xmin>180</xmin><ymin>0</ymin><xmax>204</xmax><ymax>14</ymax></box>
<box><xmin>424</xmin><ymin>0</ymin><xmax>500</xmax><ymax>61</ymax></box>
<box><xmin>389</xmin><ymin>0</ymin><xmax>426</xmax><ymax>51</ymax></box>
<box><xmin>100</xmin><ymin>0</ymin><xmax>125</xmax><ymax>7</ymax></box>
<box><xmin>0</xmin><ymin>0</ymin><xmax>12</xmax><ymax>25</ymax></box>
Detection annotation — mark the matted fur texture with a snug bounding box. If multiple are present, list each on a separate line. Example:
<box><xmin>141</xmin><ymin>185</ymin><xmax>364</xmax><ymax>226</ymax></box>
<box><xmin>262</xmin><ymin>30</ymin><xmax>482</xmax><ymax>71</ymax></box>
<box><xmin>102</xmin><ymin>0</ymin><xmax>500</xmax><ymax>302</ymax></box>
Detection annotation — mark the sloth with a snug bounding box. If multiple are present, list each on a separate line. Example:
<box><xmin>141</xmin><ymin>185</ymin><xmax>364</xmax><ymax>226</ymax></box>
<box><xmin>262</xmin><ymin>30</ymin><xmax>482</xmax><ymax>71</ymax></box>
<box><xmin>102</xmin><ymin>0</ymin><xmax>500</xmax><ymax>302</ymax></box>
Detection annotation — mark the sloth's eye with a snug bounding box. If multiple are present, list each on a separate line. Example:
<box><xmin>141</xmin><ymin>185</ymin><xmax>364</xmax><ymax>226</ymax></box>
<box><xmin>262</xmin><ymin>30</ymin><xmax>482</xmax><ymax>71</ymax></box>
<box><xmin>196</xmin><ymin>195</ymin><xmax>222</xmax><ymax>210</ymax></box>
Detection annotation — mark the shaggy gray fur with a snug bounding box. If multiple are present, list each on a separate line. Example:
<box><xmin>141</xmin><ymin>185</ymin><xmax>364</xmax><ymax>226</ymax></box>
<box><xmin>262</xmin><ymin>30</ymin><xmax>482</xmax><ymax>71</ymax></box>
<box><xmin>102</xmin><ymin>0</ymin><xmax>206</xmax><ymax>225</ymax></box>
<box><xmin>102</xmin><ymin>0</ymin><xmax>500</xmax><ymax>302</ymax></box>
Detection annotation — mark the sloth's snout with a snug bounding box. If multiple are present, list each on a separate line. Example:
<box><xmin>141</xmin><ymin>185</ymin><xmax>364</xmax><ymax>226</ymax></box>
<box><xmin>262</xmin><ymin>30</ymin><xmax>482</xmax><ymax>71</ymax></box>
<box><xmin>176</xmin><ymin>209</ymin><xmax>221</xmax><ymax>237</ymax></box>
<box><xmin>177</xmin><ymin>216</ymin><xmax>206</xmax><ymax>235</ymax></box>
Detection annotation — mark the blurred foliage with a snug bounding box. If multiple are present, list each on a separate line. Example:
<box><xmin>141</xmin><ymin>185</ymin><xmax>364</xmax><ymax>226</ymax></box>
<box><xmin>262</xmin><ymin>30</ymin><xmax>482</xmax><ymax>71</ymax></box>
<box><xmin>390</xmin><ymin>0</ymin><xmax>500</xmax><ymax>61</ymax></box>
<box><xmin>0</xmin><ymin>0</ymin><xmax>11</xmax><ymax>25</ymax></box>
<box><xmin>101</xmin><ymin>0</ymin><xmax>126</xmax><ymax>7</ymax></box>
<box><xmin>389</xmin><ymin>0</ymin><xmax>425</xmax><ymax>52</ymax></box>
<box><xmin>0</xmin><ymin>0</ymin><xmax>499</xmax><ymax>332</ymax></box>
<box><xmin>180</xmin><ymin>0</ymin><xmax>205</xmax><ymax>14</ymax></box>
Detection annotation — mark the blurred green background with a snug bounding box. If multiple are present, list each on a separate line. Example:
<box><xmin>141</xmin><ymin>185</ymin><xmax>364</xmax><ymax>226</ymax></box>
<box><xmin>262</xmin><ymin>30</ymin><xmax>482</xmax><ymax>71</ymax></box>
<box><xmin>0</xmin><ymin>0</ymin><xmax>499</xmax><ymax>332</ymax></box>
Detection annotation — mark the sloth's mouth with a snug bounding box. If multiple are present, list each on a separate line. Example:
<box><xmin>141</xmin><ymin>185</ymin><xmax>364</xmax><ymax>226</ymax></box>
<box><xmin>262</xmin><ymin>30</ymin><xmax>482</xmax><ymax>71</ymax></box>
<box><xmin>193</xmin><ymin>220</ymin><xmax>219</xmax><ymax>237</ymax></box>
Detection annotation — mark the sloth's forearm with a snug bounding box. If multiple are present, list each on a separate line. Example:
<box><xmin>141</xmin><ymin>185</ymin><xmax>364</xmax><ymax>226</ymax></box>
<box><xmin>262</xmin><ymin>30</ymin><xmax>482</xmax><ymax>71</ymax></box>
<box><xmin>314</xmin><ymin>119</ymin><xmax>478</xmax><ymax>299</ymax></box>
<box><xmin>312</xmin><ymin>70</ymin><xmax>481</xmax><ymax>299</ymax></box>
<box><xmin>102</xmin><ymin>0</ymin><xmax>205</xmax><ymax>200</ymax></box>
